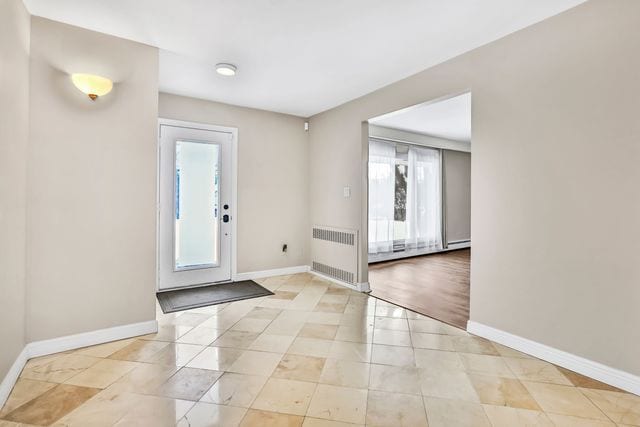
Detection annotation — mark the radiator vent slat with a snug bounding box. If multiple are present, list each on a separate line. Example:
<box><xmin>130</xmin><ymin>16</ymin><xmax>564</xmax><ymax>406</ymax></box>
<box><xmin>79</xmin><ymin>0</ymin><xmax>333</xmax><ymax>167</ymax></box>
<box><xmin>311</xmin><ymin>225</ymin><xmax>358</xmax><ymax>286</ymax></box>
<box><xmin>312</xmin><ymin>227</ymin><xmax>355</xmax><ymax>246</ymax></box>
<box><xmin>312</xmin><ymin>262</ymin><xmax>354</xmax><ymax>284</ymax></box>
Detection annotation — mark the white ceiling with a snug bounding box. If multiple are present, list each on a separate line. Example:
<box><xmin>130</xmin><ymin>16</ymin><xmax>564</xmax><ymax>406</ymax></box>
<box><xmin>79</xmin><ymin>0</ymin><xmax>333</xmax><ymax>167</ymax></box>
<box><xmin>370</xmin><ymin>93</ymin><xmax>472</xmax><ymax>142</ymax></box>
<box><xmin>23</xmin><ymin>0</ymin><xmax>586</xmax><ymax>117</ymax></box>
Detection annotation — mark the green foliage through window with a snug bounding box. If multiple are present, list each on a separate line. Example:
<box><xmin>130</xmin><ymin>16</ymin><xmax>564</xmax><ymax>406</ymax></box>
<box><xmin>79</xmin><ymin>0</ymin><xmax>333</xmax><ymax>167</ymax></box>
<box><xmin>395</xmin><ymin>164</ymin><xmax>407</xmax><ymax>221</ymax></box>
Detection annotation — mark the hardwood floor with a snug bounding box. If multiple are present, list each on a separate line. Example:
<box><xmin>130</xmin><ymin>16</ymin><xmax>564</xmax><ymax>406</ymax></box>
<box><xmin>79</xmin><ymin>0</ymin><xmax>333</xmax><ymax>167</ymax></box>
<box><xmin>368</xmin><ymin>248</ymin><xmax>470</xmax><ymax>329</ymax></box>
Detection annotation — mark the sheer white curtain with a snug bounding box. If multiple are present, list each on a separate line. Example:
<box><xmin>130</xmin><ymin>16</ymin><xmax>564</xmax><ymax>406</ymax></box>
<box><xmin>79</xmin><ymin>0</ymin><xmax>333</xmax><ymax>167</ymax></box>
<box><xmin>368</xmin><ymin>140</ymin><xmax>396</xmax><ymax>255</ymax></box>
<box><xmin>406</xmin><ymin>145</ymin><xmax>442</xmax><ymax>250</ymax></box>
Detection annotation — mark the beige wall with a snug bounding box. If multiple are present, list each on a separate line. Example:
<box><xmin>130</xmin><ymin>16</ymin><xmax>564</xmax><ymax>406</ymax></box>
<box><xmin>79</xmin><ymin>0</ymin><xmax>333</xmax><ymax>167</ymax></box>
<box><xmin>0</xmin><ymin>0</ymin><xmax>30</xmax><ymax>378</ymax></box>
<box><xmin>26</xmin><ymin>17</ymin><xmax>158</xmax><ymax>342</ymax></box>
<box><xmin>159</xmin><ymin>93</ymin><xmax>310</xmax><ymax>273</ymax></box>
<box><xmin>310</xmin><ymin>0</ymin><xmax>640</xmax><ymax>376</ymax></box>
<box><xmin>444</xmin><ymin>150</ymin><xmax>471</xmax><ymax>243</ymax></box>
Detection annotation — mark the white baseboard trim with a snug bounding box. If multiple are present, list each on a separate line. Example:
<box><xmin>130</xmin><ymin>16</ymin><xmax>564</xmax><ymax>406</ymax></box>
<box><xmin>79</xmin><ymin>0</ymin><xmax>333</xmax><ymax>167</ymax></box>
<box><xmin>27</xmin><ymin>320</ymin><xmax>158</xmax><ymax>359</ymax></box>
<box><xmin>467</xmin><ymin>321</ymin><xmax>640</xmax><ymax>396</ymax></box>
<box><xmin>309</xmin><ymin>270</ymin><xmax>371</xmax><ymax>293</ymax></box>
<box><xmin>0</xmin><ymin>347</ymin><xmax>29</xmax><ymax>408</ymax></box>
<box><xmin>233</xmin><ymin>265</ymin><xmax>310</xmax><ymax>281</ymax></box>
<box><xmin>0</xmin><ymin>319</ymin><xmax>158</xmax><ymax>408</ymax></box>
<box><xmin>234</xmin><ymin>265</ymin><xmax>371</xmax><ymax>293</ymax></box>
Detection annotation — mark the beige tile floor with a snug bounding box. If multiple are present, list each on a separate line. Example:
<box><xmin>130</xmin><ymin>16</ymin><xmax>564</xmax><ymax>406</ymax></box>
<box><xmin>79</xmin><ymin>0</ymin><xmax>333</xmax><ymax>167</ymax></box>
<box><xmin>1</xmin><ymin>273</ymin><xmax>638</xmax><ymax>426</ymax></box>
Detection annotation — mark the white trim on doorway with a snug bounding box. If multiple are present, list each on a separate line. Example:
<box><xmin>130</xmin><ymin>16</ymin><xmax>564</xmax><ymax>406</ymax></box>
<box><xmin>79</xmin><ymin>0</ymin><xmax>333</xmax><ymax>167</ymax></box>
<box><xmin>156</xmin><ymin>118</ymin><xmax>239</xmax><ymax>290</ymax></box>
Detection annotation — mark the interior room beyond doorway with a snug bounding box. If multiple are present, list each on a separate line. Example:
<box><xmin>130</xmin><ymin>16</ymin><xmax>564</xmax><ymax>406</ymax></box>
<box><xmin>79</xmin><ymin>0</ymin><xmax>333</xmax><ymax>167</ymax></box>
<box><xmin>367</xmin><ymin>93</ymin><xmax>471</xmax><ymax>328</ymax></box>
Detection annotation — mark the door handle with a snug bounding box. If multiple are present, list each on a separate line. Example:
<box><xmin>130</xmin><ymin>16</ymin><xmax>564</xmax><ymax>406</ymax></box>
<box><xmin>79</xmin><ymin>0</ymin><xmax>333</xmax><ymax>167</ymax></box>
<box><xmin>223</xmin><ymin>214</ymin><xmax>230</xmax><ymax>223</ymax></box>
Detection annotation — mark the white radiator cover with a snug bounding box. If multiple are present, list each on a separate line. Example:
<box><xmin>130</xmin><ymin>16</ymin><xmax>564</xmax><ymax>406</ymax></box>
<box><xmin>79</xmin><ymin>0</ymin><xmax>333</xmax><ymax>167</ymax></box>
<box><xmin>311</xmin><ymin>225</ymin><xmax>369</xmax><ymax>291</ymax></box>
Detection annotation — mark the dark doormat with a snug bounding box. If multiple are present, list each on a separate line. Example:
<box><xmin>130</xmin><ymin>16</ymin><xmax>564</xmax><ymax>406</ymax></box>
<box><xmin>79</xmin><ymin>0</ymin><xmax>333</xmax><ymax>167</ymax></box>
<box><xmin>156</xmin><ymin>280</ymin><xmax>274</xmax><ymax>314</ymax></box>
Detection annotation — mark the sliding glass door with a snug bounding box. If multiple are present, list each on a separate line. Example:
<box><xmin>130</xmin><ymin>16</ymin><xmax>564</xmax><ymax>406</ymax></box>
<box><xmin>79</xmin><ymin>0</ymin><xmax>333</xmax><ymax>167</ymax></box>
<box><xmin>368</xmin><ymin>139</ymin><xmax>442</xmax><ymax>261</ymax></box>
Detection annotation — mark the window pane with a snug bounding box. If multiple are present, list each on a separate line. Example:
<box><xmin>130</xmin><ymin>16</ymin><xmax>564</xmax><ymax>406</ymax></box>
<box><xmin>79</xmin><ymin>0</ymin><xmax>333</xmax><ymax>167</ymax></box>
<box><xmin>174</xmin><ymin>140</ymin><xmax>220</xmax><ymax>270</ymax></box>
<box><xmin>394</xmin><ymin>163</ymin><xmax>407</xmax><ymax>241</ymax></box>
<box><xmin>394</xmin><ymin>164</ymin><xmax>407</xmax><ymax>221</ymax></box>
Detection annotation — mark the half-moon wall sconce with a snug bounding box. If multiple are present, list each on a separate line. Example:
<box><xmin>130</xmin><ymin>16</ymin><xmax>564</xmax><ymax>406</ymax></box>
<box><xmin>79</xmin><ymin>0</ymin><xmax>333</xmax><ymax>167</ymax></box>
<box><xmin>71</xmin><ymin>73</ymin><xmax>113</xmax><ymax>100</ymax></box>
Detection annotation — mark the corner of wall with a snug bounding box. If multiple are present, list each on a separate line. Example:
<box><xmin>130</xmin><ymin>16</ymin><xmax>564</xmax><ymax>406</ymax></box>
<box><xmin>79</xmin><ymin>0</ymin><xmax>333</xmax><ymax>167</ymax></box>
<box><xmin>0</xmin><ymin>0</ymin><xmax>31</xmax><ymax>388</ymax></box>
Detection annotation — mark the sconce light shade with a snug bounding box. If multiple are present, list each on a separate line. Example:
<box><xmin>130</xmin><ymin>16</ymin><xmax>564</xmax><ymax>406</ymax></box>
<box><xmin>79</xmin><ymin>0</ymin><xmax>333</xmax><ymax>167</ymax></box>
<box><xmin>71</xmin><ymin>73</ymin><xmax>113</xmax><ymax>100</ymax></box>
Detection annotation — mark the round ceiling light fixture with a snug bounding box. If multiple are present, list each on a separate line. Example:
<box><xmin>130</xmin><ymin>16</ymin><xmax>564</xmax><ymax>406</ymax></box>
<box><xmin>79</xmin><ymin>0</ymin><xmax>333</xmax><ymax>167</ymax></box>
<box><xmin>215</xmin><ymin>63</ymin><xmax>237</xmax><ymax>76</ymax></box>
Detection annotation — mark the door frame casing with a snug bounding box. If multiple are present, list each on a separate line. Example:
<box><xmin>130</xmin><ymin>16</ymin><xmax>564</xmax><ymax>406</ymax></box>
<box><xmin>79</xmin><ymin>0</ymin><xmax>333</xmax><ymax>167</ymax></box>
<box><xmin>156</xmin><ymin>118</ymin><xmax>238</xmax><ymax>291</ymax></box>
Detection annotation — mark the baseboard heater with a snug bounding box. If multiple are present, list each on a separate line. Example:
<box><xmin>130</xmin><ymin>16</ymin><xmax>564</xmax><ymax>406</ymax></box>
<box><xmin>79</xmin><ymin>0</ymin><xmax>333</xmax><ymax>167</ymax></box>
<box><xmin>311</xmin><ymin>225</ymin><xmax>360</xmax><ymax>288</ymax></box>
<box><xmin>448</xmin><ymin>239</ymin><xmax>471</xmax><ymax>245</ymax></box>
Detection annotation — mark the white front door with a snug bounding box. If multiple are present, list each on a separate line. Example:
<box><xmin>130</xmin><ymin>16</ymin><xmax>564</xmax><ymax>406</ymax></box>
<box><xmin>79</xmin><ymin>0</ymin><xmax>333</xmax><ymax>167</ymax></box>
<box><xmin>158</xmin><ymin>121</ymin><xmax>234</xmax><ymax>291</ymax></box>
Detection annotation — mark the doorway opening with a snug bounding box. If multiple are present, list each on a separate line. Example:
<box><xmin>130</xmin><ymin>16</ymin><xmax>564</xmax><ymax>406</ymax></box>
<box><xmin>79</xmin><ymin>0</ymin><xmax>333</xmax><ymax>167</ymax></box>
<box><xmin>366</xmin><ymin>92</ymin><xmax>471</xmax><ymax>328</ymax></box>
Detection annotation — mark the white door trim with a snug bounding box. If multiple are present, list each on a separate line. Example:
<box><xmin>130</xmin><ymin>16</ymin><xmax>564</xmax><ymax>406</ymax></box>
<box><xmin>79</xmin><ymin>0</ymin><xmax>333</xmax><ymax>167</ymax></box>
<box><xmin>157</xmin><ymin>118</ymin><xmax>238</xmax><ymax>291</ymax></box>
